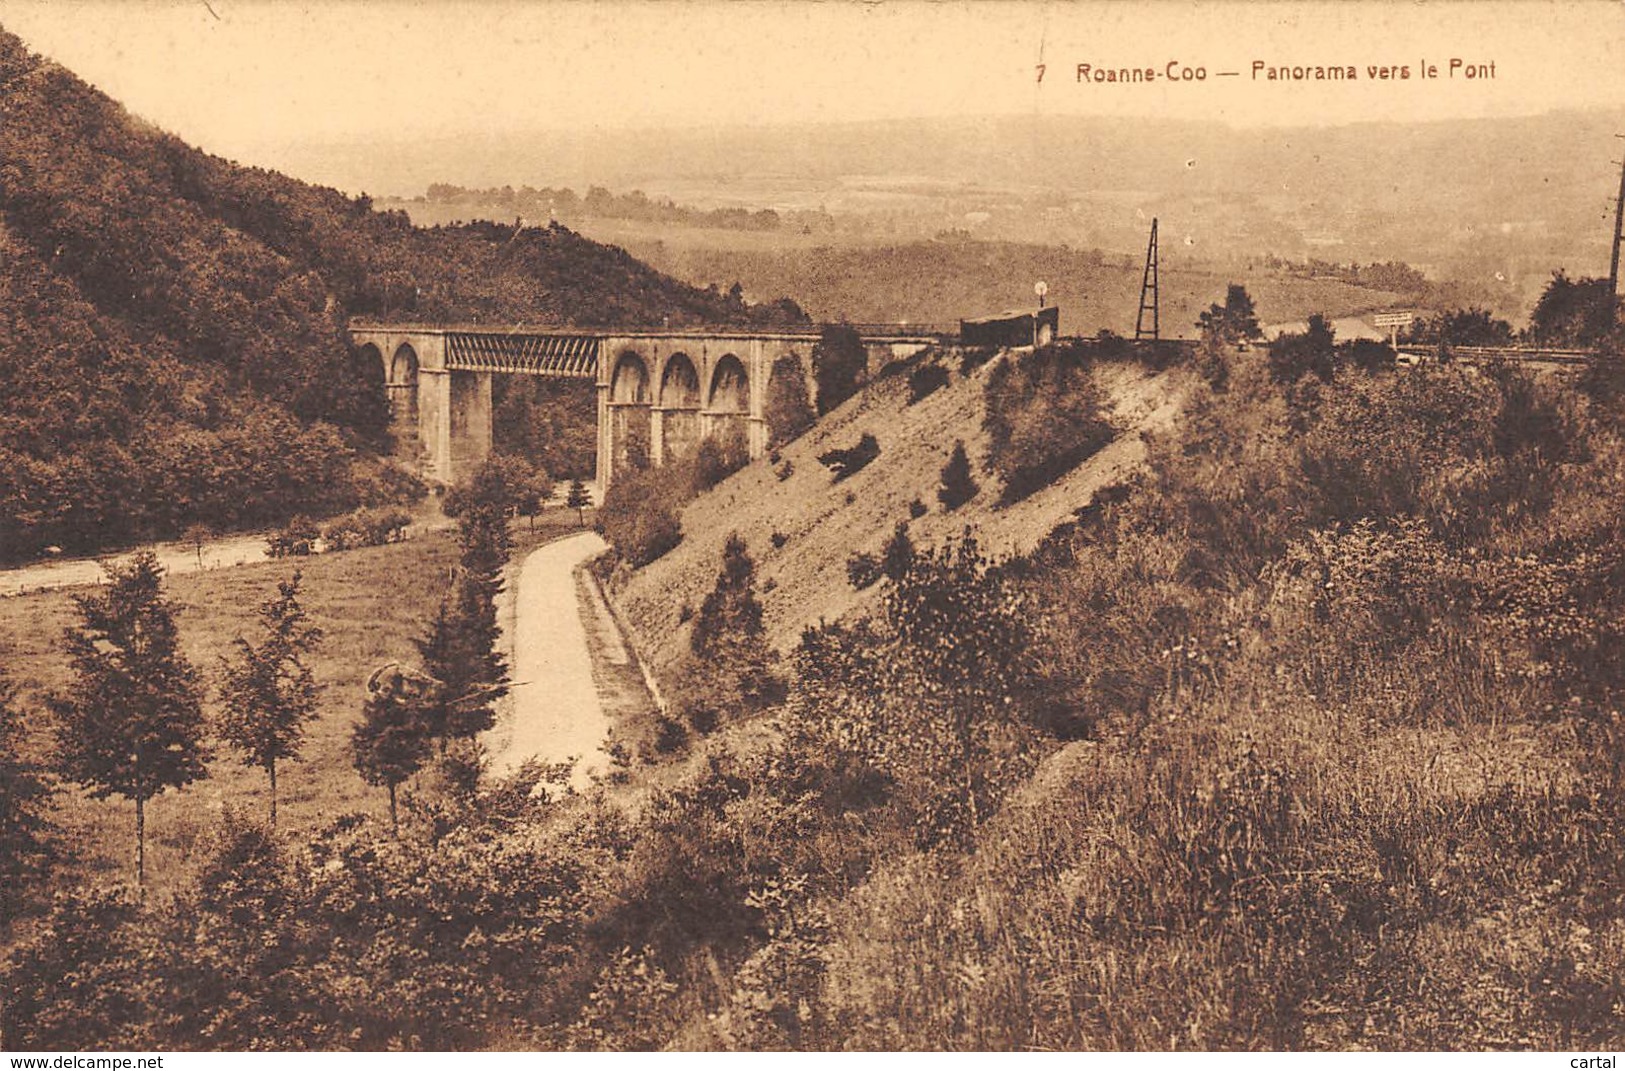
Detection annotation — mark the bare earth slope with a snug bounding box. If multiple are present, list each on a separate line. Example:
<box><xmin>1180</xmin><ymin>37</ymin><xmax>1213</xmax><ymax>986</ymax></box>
<box><xmin>615</xmin><ymin>353</ymin><xmax>1185</xmax><ymax>674</ymax></box>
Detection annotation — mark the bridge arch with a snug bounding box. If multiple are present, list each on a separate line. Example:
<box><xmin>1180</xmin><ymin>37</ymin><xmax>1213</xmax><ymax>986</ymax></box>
<box><xmin>389</xmin><ymin>343</ymin><xmax>419</xmax><ymax>385</ymax></box>
<box><xmin>610</xmin><ymin>351</ymin><xmax>651</xmax><ymax>404</ymax></box>
<box><xmin>386</xmin><ymin>343</ymin><xmax>420</xmax><ymax>429</ymax></box>
<box><xmin>704</xmin><ymin>352</ymin><xmax>751</xmax><ymax>454</ymax></box>
<box><xmin>608</xmin><ymin>350</ymin><xmax>652</xmax><ymax>471</ymax></box>
<box><xmin>357</xmin><ymin>342</ymin><xmax>384</xmax><ymax>381</ymax></box>
<box><xmin>658</xmin><ymin>352</ymin><xmax>702</xmax><ymax>461</ymax></box>
<box><xmin>659</xmin><ymin>352</ymin><xmax>701</xmax><ymax>408</ymax></box>
<box><xmin>708</xmin><ymin>353</ymin><xmax>748</xmax><ymax>412</ymax></box>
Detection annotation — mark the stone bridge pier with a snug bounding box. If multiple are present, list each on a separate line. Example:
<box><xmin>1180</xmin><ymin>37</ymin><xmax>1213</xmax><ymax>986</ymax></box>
<box><xmin>351</xmin><ymin>330</ymin><xmax>492</xmax><ymax>485</ymax></box>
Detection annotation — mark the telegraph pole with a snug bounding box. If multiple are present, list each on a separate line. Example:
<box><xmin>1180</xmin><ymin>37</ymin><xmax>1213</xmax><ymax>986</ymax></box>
<box><xmin>1611</xmin><ymin>135</ymin><xmax>1625</xmax><ymax>324</ymax></box>
<box><xmin>1135</xmin><ymin>217</ymin><xmax>1160</xmax><ymax>341</ymax></box>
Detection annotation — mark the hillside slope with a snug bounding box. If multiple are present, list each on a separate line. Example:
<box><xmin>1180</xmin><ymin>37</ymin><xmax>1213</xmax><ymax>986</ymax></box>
<box><xmin>614</xmin><ymin>350</ymin><xmax>1184</xmax><ymax>673</ymax></box>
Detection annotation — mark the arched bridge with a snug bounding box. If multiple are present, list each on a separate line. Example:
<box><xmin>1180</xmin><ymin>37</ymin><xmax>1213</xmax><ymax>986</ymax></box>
<box><xmin>349</xmin><ymin>322</ymin><xmax>941</xmax><ymax>488</ymax></box>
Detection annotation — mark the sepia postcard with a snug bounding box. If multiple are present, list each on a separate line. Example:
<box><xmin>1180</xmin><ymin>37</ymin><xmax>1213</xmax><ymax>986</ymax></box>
<box><xmin>0</xmin><ymin>0</ymin><xmax>1622</xmax><ymax>1058</ymax></box>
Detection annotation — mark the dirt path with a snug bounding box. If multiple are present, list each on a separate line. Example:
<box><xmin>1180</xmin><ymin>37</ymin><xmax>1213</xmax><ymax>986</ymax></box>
<box><xmin>484</xmin><ymin>530</ymin><xmax>613</xmax><ymax>789</ymax></box>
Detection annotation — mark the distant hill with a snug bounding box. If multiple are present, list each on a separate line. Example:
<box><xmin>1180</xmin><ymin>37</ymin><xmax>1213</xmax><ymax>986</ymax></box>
<box><xmin>634</xmin><ymin>237</ymin><xmax>1438</xmax><ymax>335</ymax></box>
<box><xmin>0</xmin><ymin>26</ymin><xmax>803</xmax><ymax>561</ymax></box>
<box><xmin>329</xmin><ymin>110</ymin><xmax>1623</xmax><ymax>316</ymax></box>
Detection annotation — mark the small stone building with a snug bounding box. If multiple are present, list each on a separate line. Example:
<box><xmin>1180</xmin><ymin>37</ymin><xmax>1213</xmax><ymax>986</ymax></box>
<box><xmin>959</xmin><ymin>305</ymin><xmax>1060</xmax><ymax>349</ymax></box>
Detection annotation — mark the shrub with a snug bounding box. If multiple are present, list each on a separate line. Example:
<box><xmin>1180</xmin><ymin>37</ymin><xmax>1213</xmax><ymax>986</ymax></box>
<box><xmin>812</xmin><ymin>325</ymin><xmax>867</xmax><ymax>414</ymax></box>
<box><xmin>1339</xmin><ymin>338</ymin><xmax>1396</xmax><ymax>374</ymax></box>
<box><xmin>795</xmin><ymin>530</ymin><xmax>1035</xmax><ymax>850</ymax></box>
<box><xmin>846</xmin><ymin>551</ymin><xmax>883</xmax><ymax>590</ymax></box>
<box><xmin>597</xmin><ymin>465</ymin><xmax>685</xmax><ymax>567</ymax></box>
<box><xmin>907</xmin><ymin>363</ymin><xmax>951</xmax><ymax>405</ymax></box>
<box><xmin>770</xmin><ymin>530</ymin><xmax>789</xmax><ymax>549</ymax></box>
<box><xmin>692</xmin><ymin>427</ymin><xmax>750</xmax><ymax>493</ymax></box>
<box><xmin>817</xmin><ymin>433</ymin><xmax>880</xmax><ymax>481</ymax></box>
<box><xmin>666</xmin><ymin>536</ymin><xmax>783</xmax><ymax>733</ymax></box>
<box><xmin>775</xmin><ymin>459</ymin><xmax>794</xmax><ymax>481</ymax></box>
<box><xmin>908</xmin><ymin>497</ymin><xmax>927</xmax><ymax>519</ymax></box>
<box><xmin>653</xmin><ymin>715</ymin><xmax>689</xmax><ymax>754</ymax></box>
<box><xmin>983</xmin><ymin>343</ymin><xmax>1116</xmax><ymax>503</ymax></box>
<box><xmin>958</xmin><ymin>346</ymin><xmax>997</xmax><ymax>376</ymax></box>
<box><xmin>764</xmin><ymin>353</ymin><xmax>817</xmax><ymax>445</ymax></box>
<box><xmin>321</xmin><ymin>513</ymin><xmax>367</xmax><ymax>551</ymax></box>
<box><xmin>322</xmin><ymin>507</ymin><xmax>411</xmax><ymax>551</ymax></box>
<box><xmin>1268</xmin><ymin>314</ymin><xmax>1337</xmax><ymax>385</ymax></box>
<box><xmin>267</xmin><ymin>515</ymin><xmax>319</xmax><ymax>557</ymax></box>
<box><xmin>937</xmin><ymin>441</ymin><xmax>978</xmax><ymax>511</ymax></box>
<box><xmin>881</xmin><ymin>521</ymin><xmax>915</xmax><ymax>582</ymax></box>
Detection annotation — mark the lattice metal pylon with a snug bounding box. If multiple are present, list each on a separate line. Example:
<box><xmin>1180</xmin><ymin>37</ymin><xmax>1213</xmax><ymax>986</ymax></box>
<box><xmin>1135</xmin><ymin>217</ymin><xmax>1160</xmax><ymax>341</ymax></box>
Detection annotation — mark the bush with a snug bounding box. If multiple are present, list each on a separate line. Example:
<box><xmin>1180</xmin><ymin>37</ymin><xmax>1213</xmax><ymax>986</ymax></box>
<box><xmin>775</xmin><ymin>459</ymin><xmax>794</xmax><ymax>481</ymax></box>
<box><xmin>597</xmin><ymin>466</ymin><xmax>685</xmax><ymax>567</ymax></box>
<box><xmin>1268</xmin><ymin>314</ymin><xmax>1337</xmax><ymax>385</ymax></box>
<box><xmin>817</xmin><ymin>433</ymin><xmax>880</xmax><ymax>481</ymax></box>
<box><xmin>812</xmin><ymin>325</ymin><xmax>867</xmax><ymax>414</ymax></box>
<box><xmin>692</xmin><ymin>428</ymin><xmax>749</xmax><ymax>493</ymax></box>
<box><xmin>770</xmin><ymin>530</ymin><xmax>789</xmax><ymax>549</ymax></box>
<box><xmin>908</xmin><ymin>497</ymin><xmax>927</xmax><ymax>519</ymax></box>
<box><xmin>653</xmin><ymin>715</ymin><xmax>689</xmax><ymax>754</ymax></box>
<box><xmin>322</xmin><ymin>506</ymin><xmax>411</xmax><ymax>551</ymax></box>
<box><xmin>764</xmin><ymin>353</ymin><xmax>817</xmax><ymax>445</ymax></box>
<box><xmin>881</xmin><ymin>521</ymin><xmax>915</xmax><ymax>582</ymax></box>
<box><xmin>983</xmin><ymin>343</ymin><xmax>1116</xmax><ymax>503</ymax></box>
<box><xmin>937</xmin><ymin>441</ymin><xmax>978</xmax><ymax>511</ymax></box>
<box><xmin>267</xmin><ymin>515</ymin><xmax>320</xmax><ymax>557</ymax></box>
<box><xmin>846</xmin><ymin>551</ymin><xmax>882</xmax><ymax>590</ymax></box>
<box><xmin>907</xmin><ymin>363</ymin><xmax>950</xmax><ymax>405</ymax></box>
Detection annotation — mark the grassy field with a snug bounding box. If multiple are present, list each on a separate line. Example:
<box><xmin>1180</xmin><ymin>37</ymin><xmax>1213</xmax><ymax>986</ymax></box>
<box><xmin>0</xmin><ymin>509</ymin><xmax>588</xmax><ymax>895</ymax></box>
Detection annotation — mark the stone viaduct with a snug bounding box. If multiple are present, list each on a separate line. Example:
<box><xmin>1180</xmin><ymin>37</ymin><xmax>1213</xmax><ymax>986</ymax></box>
<box><xmin>348</xmin><ymin>323</ymin><xmax>939</xmax><ymax>489</ymax></box>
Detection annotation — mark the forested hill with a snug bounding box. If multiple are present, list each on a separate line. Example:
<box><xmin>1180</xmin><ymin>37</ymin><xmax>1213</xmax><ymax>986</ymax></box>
<box><xmin>0</xmin><ymin>27</ymin><xmax>803</xmax><ymax>562</ymax></box>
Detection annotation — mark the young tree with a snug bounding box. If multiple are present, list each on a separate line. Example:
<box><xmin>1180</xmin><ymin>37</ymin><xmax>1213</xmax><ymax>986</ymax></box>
<box><xmin>811</xmin><ymin>324</ymin><xmax>867</xmax><ymax>414</ymax></box>
<box><xmin>182</xmin><ymin>522</ymin><xmax>212</xmax><ymax>569</ymax></box>
<box><xmin>938</xmin><ymin>440</ymin><xmax>979</xmax><ymax>511</ymax></box>
<box><xmin>0</xmin><ymin>669</ymin><xmax>55</xmax><ymax>921</ymax></box>
<box><xmin>764</xmin><ymin>352</ymin><xmax>817</xmax><ymax>445</ymax></box>
<box><xmin>679</xmin><ymin>534</ymin><xmax>781</xmax><ymax>727</ymax></box>
<box><xmin>351</xmin><ymin>682</ymin><xmax>430</xmax><ymax>835</ymax></box>
<box><xmin>415</xmin><ymin>576</ymin><xmax>508</xmax><ymax>748</ymax></box>
<box><xmin>444</xmin><ymin>455</ymin><xmax>524</xmax><ymax>576</ymax></box>
<box><xmin>218</xmin><ymin>572</ymin><xmax>323</xmax><ymax>828</ymax></box>
<box><xmin>567</xmin><ymin>478</ymin><xmax>592</xmax><ymax>526</ymax></box>
<box><xmin>1196</xmin><ymin>283</ymin><xmax>1262</xmax><ymax>346</ymax></box>
<box><xmin>881</xmin><ymin>520</ymin><xmax>916</xmax><ymax>583</ymax></box>
<box><xmin>1268</xmin><ymin>313</ymin><xmax>1337</xmax><ymax>384</ymax></box>
<box><xmin>1529</xmin><ymin>271</ymin><xmax>1616</xmax><ymax>347</ymax></box>
<box><xmin>884</xmin><ymin>531</ymin><xmax>1031</xmax><ymax>840</ymax></box>
<box><xmin>52</xmin><ymin>551</ymin><xmax>208</xmax><ymax>885</ymax></box>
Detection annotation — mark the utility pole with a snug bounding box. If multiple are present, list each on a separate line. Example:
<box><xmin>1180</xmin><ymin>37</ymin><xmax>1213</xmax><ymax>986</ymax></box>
<box><xmin>1610</xmin><ymin>135</ymin><xmax>1625</xmax><ymax>326</ymax></box>
<box><xmin>1135</xmin><ymin>217</ymin><xmax>1160</xmax><ymax>341</ymax></box>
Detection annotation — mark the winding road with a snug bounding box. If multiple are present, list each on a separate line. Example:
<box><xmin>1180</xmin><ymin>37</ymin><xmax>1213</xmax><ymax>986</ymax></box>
<box><xmin>483</xmin><ymin>530</ymin><xmax>612</xmax><ymax>790</ymax></box>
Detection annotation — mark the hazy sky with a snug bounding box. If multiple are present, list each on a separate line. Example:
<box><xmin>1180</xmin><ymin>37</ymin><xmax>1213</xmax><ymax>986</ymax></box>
<box><xmin>2</xmin><ymin>0</ymin><xmax>1621</xmax><ymax>162</ymax></box>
